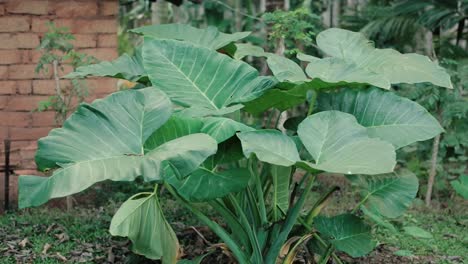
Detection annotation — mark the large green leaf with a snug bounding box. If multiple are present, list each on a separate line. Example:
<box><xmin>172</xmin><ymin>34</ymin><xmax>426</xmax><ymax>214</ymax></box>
<box><xmin>237</xmin><ymin>130</ymin><xmax>300</xmax><ymax>166</ymax></box>
<box><xmin>19</xmin><ymin>89</ymin><xmax>218</xmax><ymax>208</ymax></box>
<box><xmin>318</xmin><ymin>88</ymin><xmax>444</xmax><ymax>148</ymax></box>
<box><xmin>234</xmin><ymin>44</ymin><xmax>307</xmax><ymax>82</ymax></box>
<box><xmin>271</xmin><ymin>165</ymin><xmax>291</xmax><ymax>221</ymax></box>
<box><xmin>132</xmin><ymin>23</ymin><xmax>250</xmax><ymax>50</ymax></box>
<box><xmin>165</xmin><ymin>167</ymin><xmax>250</xmax><ymax>202</ymax></box>
<box><xmin>143</xmin><ymin>38</ymin><xmax>276</xmax><ymax>111</ymax></box>
<box><xmin>451</xmin><ymin>175</ymin><xmax>468</xmax><ymax>199</ymax></box>
<box><xmin>64</xmin><ymin>52</ymin><xmax>146</xmax><ymax>83</ymax></box>
<box><xmin>201</xmin><ymin>117</ymin><xmax>254</xmax><ymax>143</ymax></box>
<box><xmin>298</xmin><ymin>28</ymin><xmax>452</xmax><ymax>89</ymax></box>
<box><xmin>315</xmin><ymin>214</ymin><xmax>376</xmax><ymax>257</ymax></box>
<box><xmin>110</xmin><ymin>190</ymin><xmax>179</xmax><ymax>262</ymax></box>
<box><xmin>144</xmin><ymin>115</ymin><xmax>204</xmax><ymax>152</ymax></box>
<box><xmin>297</xmin><ymin>111</ymin><xmax>396</xmax><ymax>175</ymax></box>
<box><xmin>244</xmin><ymin>79</ymin><xmax>348</xmax><ymax>114</ymax></box>
<box><xmin>347</xmin><ymin>169</ymin><xmax>419</xmax><ymax>218</ymax></box>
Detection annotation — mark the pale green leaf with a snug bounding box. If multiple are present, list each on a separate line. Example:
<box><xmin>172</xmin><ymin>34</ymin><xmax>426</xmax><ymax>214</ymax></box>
<box><xmin>451</xmin><ymin>175</ymin><xmax>468</xmax><ymax>199</ymax></box>
<box><xmin>403</xmin><ymin>226</ymin><xmax>433</xmax><ymax>239</ymax></box>
<box><xmin>201</xmin><ymin>117</ymin><xmax>254</xmax><ymax>143</ymax></box>
<box><xmin>271</xmin><ymin>165</ymin><xmax>291</xmax><ymax>220</ymax></box>
<box><xmin>297</xmin><ymin>111</ymin><xmax>396</xmax><ymax>174</ymax></box>
<box><xmin>298</xmin><ymin>28</ymin><xmax>452</xmax><ymax>89</ymax></box>
<box><xmin>237</xmin><ymin>130</ymin><xmax>300</xmax><ymax>166</ymax></box>
<box><xmin>143</xmin><ymin>38</ymin><xmax>276</xmax><ymax>111</ymax></box>
<box><xmin>64</xmin><ymin>53</ymin><xmax>146</xmax><ymax>82</ymax></box>
<box><xmin>318</xmin><ymin>88</ymin><xmax>443</xmax><ymax>148</ymax></box>
<box><xmin>110</xmin><ymin>191</ymin><xmax>179</xmax><ymax>262</ymax></box>
<box><xmin>165</xmin><ymin>167</ymin><xmax>250</xmax><ymax>202</ymax></box>
<box><xmin>315</xmin><ymin>214</ymin><xmax>376</xmax><ymax>257</ymax></box>
<box><xmin>19</xmin><ymin>88</ymin><xmax>217</xmax><ymax>208</ymax></box>
<box><xmin>234</xmin><ymin>43</ymin><xmax>265</xmax><ymax>60</ymax></box>
<box><xmin>348</xmin><ymin>169</ymin><xmax>419</xmax><ymax>218</ymax></box>
<box><xmin>132</xmin><ymin>23</ymin><xmax>250</xmax><ymax>50</ymax></box>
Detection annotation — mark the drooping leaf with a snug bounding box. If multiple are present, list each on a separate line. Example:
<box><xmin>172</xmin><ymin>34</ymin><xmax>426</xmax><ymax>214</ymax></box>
<box><xmin>347</xmin><ymin>169</ymin><xmax>419</xmax><ymax>218</ymax></box>
<box><xmin>297</xmin><ymin>111</ymin><xmax>396</xmax><ymax>175</ymax></box>
<box><xmin>201</xmin><ymin>117</ymin><xmax>254</xmax><ymax>143</ymax></box>
<box><xmin>298</xmin><ymin>28</ymin><xmax>452</xmax><ymax>89</ymax></box>
<box><xmin>237</xmin><ymin>130</ymin><xmax>300</xmax><ymax>166</ymax></box>
<box><xmin>451</xmin><ymin>175</ymin><xmax>468</xmax><ymax>199</ymax></box>
<box><xmin>234</xmin><ymin>44</ymin><xmax>307</xmax><ymax>82</ymax></box>
<box><xmin>403</xmin><ymin>226</ymin><xmax>433</xmax><ymax>239</ymax></box>
<box><xmin>19</xmin><ymin>88</ymin><xmax>218</xmax><ymax>208</ymax></box>
<box><xmin>234</xmin><ymin>43</ymin><xmax>265</xmax><ymax>60</ymax></box>
<box><xmin>315</xmin><ymin>214</ymin><xmax>376</xmax><ymax>257</ymax></box>
<box><xmin>271</xmin><ymin>165</ymin><xmax>291</xmax><ymax>220</ymax></box>
<box><xmin>318</xmin><ymin>88</ymin><xmax>444</xmax><ymax>148</ymax></box>
<box><xmin>110</xmin><ymin>191</ymin><xmax>179</xmax><ymax>262</ymax></box>
<box><xmin>132</xmin><ymin>23</ymin><xmax>250</xmax><ymax>50</ymax></box>
<box><xmin>143</xmin><ymin>38</ymin><xmax>276</xmax><ymax>112</ymax></box>
<box><xmin>360</xmin><ymin>206</ymin><xmax>397</xmax><ymax>232</ymax></box>
<box><xmin>64</xmin><ymin>52</ymin><xmax>147</xmax><ymax>83</ymax></box>
<box><xmin>144</xmin><ymin>115</ymin><xmax>204</xmax><ymax>152</ymax></box>
<box><xmin>165</xmin><ymin>167</ymin><xmax>250</xmax><ymax>202</ymax></box>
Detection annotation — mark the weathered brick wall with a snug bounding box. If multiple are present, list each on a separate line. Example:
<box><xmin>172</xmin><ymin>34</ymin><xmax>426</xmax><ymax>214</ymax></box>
<box><xmin>0</xmin><ymin>0</ymin><xmax>119</xmax><ymax>205</ymax></box>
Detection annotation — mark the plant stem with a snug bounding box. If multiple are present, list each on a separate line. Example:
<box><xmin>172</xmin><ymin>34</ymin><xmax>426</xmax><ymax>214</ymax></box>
<box><xmin>307</xmin><ymin>90</ymin><xmax>318</xmax><ymax>116</ymax></box>
<box><xmin>249</xmin><ymin>158</ymin><xmax>268</xmax><ymax>226</ymax></box>
<box><xmin>351</xmin><ymin>193</ymin><xmax>371</xmax><ymax>214</ymax></box>
<box><xmin>305</xmin><ymin>186</ymin><xmax>339</xmax><ymax>225</ymax></box>
<box><xmin>264</xmin><ymin>174</ymin><xmax>315</xmax><ymax>263</ymax></box>
<box><xmin>425</xmin><ymin>133</ymin><xmax>441</xmax><ymax>207</ymax></box>
<box><xmin>165</xmin><ymin>183</ymin><xmax>250</xmax><ymax>264</ymax></box>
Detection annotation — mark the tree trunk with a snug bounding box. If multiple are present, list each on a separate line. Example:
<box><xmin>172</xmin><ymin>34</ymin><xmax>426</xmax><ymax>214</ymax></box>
<box><xmin>425</xmin><ymin>107</ymin><xmax>442</xmax><ymax>207</ymax></box>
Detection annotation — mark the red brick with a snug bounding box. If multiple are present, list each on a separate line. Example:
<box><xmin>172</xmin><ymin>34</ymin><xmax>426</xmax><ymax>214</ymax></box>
<box><xmin>0</xmin><ymin>50</ymin><xmax>22</xmax><ymax>64</ymax></box>
<box><xmin>0</xmin><ymin>81</ymin><xmax>16</xmax><ymax>94</ymax></box>
<box><xmin>16</xmin><ymin>33</ymin><xmax>40</xmax><ymax>48</ymax></box>
<box><xmin>73</xmin><ymin>19</ymin><xmax>116</xmax><ymax>33</ymax></box>
<box><xmin>0</xmin><ymin>96</ymin><xmax>8</xmax><ymax>110</ymax></box>
<box><xmin>0</xmin><ymin>33</ymin><xmax>40</xmax><ymax>49</ymax></box>
<box><xmin>0</xmin><ymin>66</ymin><xmax>7</xmax><ymax>79</ymax></box>
<box><xmin>17</xmin><ymin>80</ymin><xmax>32</xmax><ymax>94</ymax></box>
<box><xmin>0</xmin><ymin>16</ymin><xmax>30</xmax><ymax>32</ymax></box>
<box><xmin>0</xmin><ymin>5</ymin><xmax>4</xmax><ymax>16</ymax></box>
<box><xmin>9</xmin><ymin>127</ymin><xmax>52</xmax><ymax>140</ymax></box>
<box><xmin>0</xmin><ymin>112</ymin><xmax>31</xmax><ymax>127</ymax></box>
<box><xmin>72</xmin><ymin>34</ymin><xmax>96</xmax><ymax>48</ymax></box>
<box><xmin>97</xmin><ymin>34</ymin><xmax>116</xmax><ymax>47</ymax></box>
<box><xmin>0</xmin><ymin>127</ymin><xmax>7</xmax><ymax>141</ymax></box>
<box><xmin>78</xmin><ymin>48</ymin><xmax>117</xmax><ymax>61</ymax></box>
<box><xmin>86</xmin><ymin>78</ymin><xmax>117</xmax><ymax>94</ymax></box>
<box><xmin>31</xmin><ymin>18</ymin><xmax>73</xmax><ymax>33</ymax></box>
<box><xmin>5</xmin><ymin>95</ymin><xmax>50</xmax><ymax>111</ymax></box>
<box><xmin>33</xmin><ymin>79</ymin><xmax>71</xmax><ymax>95</ymax></box>
<box><xmin>6</xmin><ymin>1</ymin><xmax>49</xmax><ymax>15</ymax></box>
<box><xmin>8</xmin><ymin>64</ymin><xmax>51</xmax><ymax>79</ymax></box>
<box><xmin>52</xmin><ymin>1</ymin><xmax>98</xmax><ymax>17</ymax></box>
<box><xmin>100</xmin><ymin>1</ymin><xmax>118</xmax><ymax>16</ymax></box>
<box><xmin>0</xmin><ymin>34</ymin><xmax>15</xmax><ymax>49</ymax></box>
<box><xmin>32</xmin><ymin>111</ymin><xmax>57</xmax><ymax>127</ymax></box>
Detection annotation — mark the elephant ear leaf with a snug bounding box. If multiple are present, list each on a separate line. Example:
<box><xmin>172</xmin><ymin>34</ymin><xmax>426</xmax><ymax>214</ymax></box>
<box><xmin>65</xmin><ymin>50</ymin><xmax>147</xmax><ymax>83</ymax></box>
<box><xmin>318</xmin><ymin>88</ymin><xmax>443</xmax><ymax>149</ymax></box>
<box><xmin>110</xmin><ymin>189</ymin><xmax>179</xmax><ymax>263</ymax></box>
<box><xmin>298</xmin><ymin>28</ymin><xmax>452</xmax><ymax>89</ymax></box>
<box><xmin>143</xmin><ymin>38</ymin><xmax>276</xmax><ymax>113</ymax></box>
<box><xmin>347</xmin><ymin>169</ymin><xmax>419</xmax><ymax>218</ymax></box>
<box><xmin>132</xmin><ymin>23</ymin><xmax>250</xmax><ymax>50</ymax></box>
<box><xmin>237</xmin><ymin>130</ymin><xmax>300</xmax><ymax>167</ymax></box>
<box><xmin>315</xmin><ymin>214</ymin><xmax>376</xmax><ymax>257</ymax></box>
<box><xmin>297</xmin><ymin>111</ymin><xmax>396</xmax><ymax>175</ymax></box>
<box><xmin>19</xmin><ymin>88</ymin><xmax>217</xmax><ymax>208</ymax></box>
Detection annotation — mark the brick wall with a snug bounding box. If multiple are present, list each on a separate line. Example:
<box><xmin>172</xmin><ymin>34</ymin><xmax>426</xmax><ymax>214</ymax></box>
<box><xmin>0</xmin><ymin>0</ymin><xmax>119</xmax><ymax>206</ymax></box>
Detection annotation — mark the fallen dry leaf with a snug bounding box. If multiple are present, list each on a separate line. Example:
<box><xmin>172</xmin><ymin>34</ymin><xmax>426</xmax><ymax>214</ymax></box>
<box><xmin>18</xmin><ymin>238</ymin><xmax>29</xmax><ymax>248</ymax></box>
<box><xmin>56</xmin><ymin>252</ymin><xmax>67</xmax><ymax>261</ymax></box>
<box><xmin>42</xmin><ymin>243</ymin><xmax>52</xmax><ymax>254</ymax></box>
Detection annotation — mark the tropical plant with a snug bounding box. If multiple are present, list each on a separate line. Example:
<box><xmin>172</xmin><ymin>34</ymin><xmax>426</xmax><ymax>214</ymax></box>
<box><xmin>19</xmin><ymin>24</ymin><xmax>452</xmax><ymax>263</ymax></box>
<box><xmin>34</xmin><ymin>22</ymin><xmax>98</xmax><ymax>210</ymax></box>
